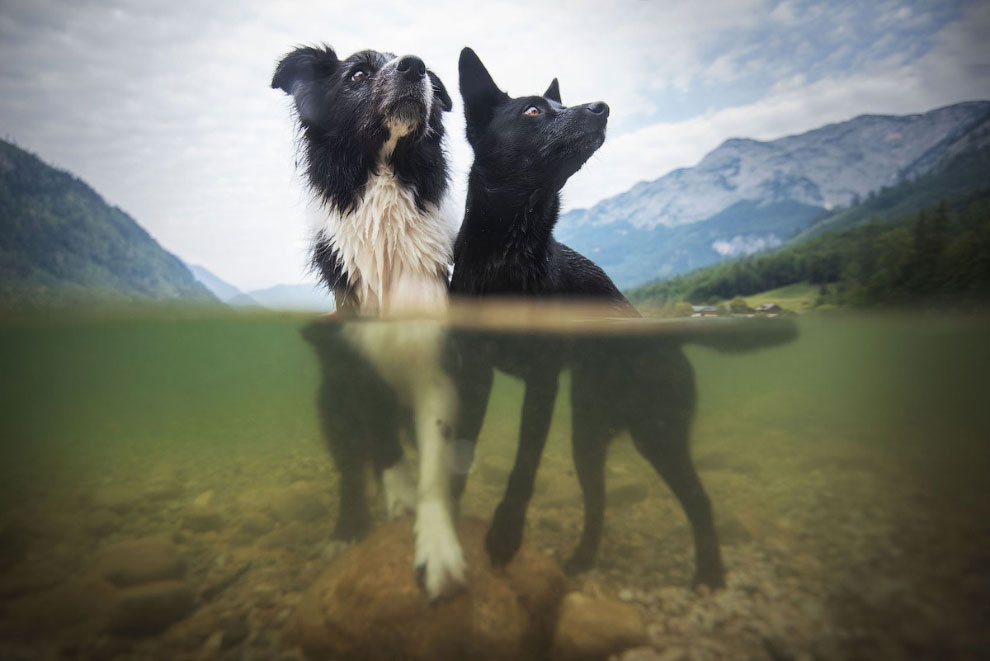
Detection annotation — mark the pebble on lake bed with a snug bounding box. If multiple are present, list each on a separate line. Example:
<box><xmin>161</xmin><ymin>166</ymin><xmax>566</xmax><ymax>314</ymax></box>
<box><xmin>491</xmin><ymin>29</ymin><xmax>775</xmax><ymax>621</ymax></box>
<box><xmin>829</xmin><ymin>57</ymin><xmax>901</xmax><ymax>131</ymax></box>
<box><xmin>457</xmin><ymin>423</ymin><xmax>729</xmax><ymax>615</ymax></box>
<box><xmin>96</xmin><ymin>536</ymin><xmax>186</xmax><ymax>587</ymax></box>
<box><xmin>551</xmin><ymin>591</ymin><xmax>648</xmax><ymax>661</ymax></box>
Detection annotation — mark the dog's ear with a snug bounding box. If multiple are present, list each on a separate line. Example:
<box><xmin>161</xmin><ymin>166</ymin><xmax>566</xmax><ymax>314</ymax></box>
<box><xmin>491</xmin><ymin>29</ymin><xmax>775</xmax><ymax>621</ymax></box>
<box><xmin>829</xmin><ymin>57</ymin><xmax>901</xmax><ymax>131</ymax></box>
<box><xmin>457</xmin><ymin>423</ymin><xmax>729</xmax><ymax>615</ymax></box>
<box><xmin>271</xmin><ymin>45</ymin><xmax>340</xmax><ymax>123</ymax></box>
<box><xmin>544</xmin><ymin>78</ymin><xmax>561</xmax><ymax>103</ymax></box>
<box><xmin>459</xmin><ymin>47</ymin><xmax>508</xmax><ymax>142</ymax></box>
<box><xmin>428</xmin><ymin>71</ymin><xmax>453</xmax><ymax>112</ymax></box>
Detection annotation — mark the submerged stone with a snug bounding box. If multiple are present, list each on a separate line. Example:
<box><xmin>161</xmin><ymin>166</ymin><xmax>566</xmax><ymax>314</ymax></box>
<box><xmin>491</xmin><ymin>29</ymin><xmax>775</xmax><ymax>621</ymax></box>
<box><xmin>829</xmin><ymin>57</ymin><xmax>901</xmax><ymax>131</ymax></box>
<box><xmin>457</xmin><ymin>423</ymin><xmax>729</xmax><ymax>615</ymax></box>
<box><xmin>552</xmin><ymin>592</ymin><xmax>648</xmax><ymax>661</ymax></box>
<box><xmin>106</xmin><ymin>580</ymin><xmax>196</xmax><ymax>636</ymax></box>
<box><xmin>292</xmin><ymin>517</ymin><xmax>568</xmax><ymax>661</ymax></box>
<box><xmin>96</xmin><ymin>536</ymin><xmax>186</xmax><ymax>587</ymax></box>
<box><xmin>269</xmin><ymin>481</ymin><xmax>328</xmax><ymax>523</ymax></box>
<box><xmin>607</xmin><ymin>482</ymin><xmax>650</xmax><ymax>508</ymax></box>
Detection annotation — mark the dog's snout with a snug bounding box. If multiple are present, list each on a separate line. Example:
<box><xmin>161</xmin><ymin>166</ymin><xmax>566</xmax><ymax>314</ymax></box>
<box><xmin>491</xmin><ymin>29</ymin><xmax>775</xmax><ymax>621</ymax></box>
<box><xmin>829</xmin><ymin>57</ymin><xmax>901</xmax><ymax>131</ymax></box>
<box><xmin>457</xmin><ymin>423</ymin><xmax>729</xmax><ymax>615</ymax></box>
<box><xmin>396</xmin><ymin>55</ymin><xmax>426</xmax><ymax>81</ymax></box>
<box><xmin>585</xmin><ymin>102</ymin><xmax>609</xmax><ymax>118</ymax></box>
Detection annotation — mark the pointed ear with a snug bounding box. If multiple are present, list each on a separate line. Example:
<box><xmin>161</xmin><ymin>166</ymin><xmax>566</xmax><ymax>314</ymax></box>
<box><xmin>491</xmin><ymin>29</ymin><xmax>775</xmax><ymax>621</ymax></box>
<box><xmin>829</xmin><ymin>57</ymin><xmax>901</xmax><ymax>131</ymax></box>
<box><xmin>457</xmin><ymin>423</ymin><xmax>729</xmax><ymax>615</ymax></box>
<box><xmin>428</xmin><ymin>71</ymin><xmax>453</xmax><ymax>112</ymax></box>
<box><xmin>458</xmin><ymin>47</ymin><xmax>508</xmax><ymax>142</ymax></box>
<box><xmin>271</xmin><ymin>45</ymin><xmax>339</xmax><ymax>123</ymax></box>
<box><xmin>544</xmin><ymin>78</ymin><xmax>561</xmax><ymax>103</ymax></box>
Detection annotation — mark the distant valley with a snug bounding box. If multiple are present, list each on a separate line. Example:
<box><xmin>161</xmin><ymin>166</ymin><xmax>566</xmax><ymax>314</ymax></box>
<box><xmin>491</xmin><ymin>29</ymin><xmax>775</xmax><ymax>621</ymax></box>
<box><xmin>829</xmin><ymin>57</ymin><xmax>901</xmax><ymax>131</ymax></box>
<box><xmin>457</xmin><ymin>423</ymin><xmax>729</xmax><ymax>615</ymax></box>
<box><xmin>186</xmin><ymin>265</ymin><xmax>334</xmax><ymax>313</ymax></box>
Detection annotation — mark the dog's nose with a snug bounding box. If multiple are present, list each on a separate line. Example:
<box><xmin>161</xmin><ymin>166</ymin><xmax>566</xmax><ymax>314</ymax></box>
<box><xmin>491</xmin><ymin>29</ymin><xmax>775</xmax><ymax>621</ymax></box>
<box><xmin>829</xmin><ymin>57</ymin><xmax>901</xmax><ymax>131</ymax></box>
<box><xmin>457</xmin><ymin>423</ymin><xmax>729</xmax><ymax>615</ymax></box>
<box><xmin>396</xmin><ymin>55</ymin><xmax>426</xmax><ymax>81</ymax></box>
<box><xmin>586</xmin><ymin>102</ymin><xmax>609</xmax><ymax>118</ymax></box>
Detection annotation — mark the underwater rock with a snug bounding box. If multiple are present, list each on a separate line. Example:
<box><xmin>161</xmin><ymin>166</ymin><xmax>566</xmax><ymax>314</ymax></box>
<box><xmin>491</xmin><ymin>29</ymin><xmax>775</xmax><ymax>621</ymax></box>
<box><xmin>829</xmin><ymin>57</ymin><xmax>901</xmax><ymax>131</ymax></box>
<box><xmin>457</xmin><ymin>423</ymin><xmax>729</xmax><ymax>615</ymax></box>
<box><xmin>1</xmin><ymin>573</ymin><xmax>119</xmax><ymax>641</ymax></box>
<box><xmin>551</xmin><ymin>591</ymin><xmax>648</xmax><ymax>661</ymax></box>
<box><xmin>239</xmin><ymin>512</ymin><xmax>275</xmax><ymax>537</ymax></box>
<box><xmin>182</xmin><ymin>491</ymin><xmax>227</xmax><ymax>533</ymax></box>
<box><xmin>90</xmin><ymin>483</ymin><xmax>138</xmax><ymax>514</ymax></box>
<box><xmin>268</xmin><ymin>481</ymin><xmax>328</xmax><ymax>523</ymax></box>
<box><xmin>219</xmin><ymin>612</ymin><xmax>250</xmax><ymax>649</ymax></box>
<box><xmin>96</xmin><ymin>536</ymin><xmax>186</xmax><ymax>587</ymax></box>
<box><xmin>182</xmin><ymin>509</ymin><xmax>226</xmax><ymax>533</ymax></box>
<box><xmin>292</xmin><ymin>517</ymin><xmax>568</xmax><ymax>661</ymax></box>
<box><xmin>141</xmin><ymin>465</ymin><xmax>185</xmax><ymax>501</ymax></box>
<box><xmin>106</xmin><ymin>580</ymin><xmax>196</xmax><ymax>636</ymax></box>
<box><xmin>607</xmin><ymin>483</ymin><xmax>650</xmax><ymax>508</ymax></box>
<box><xmin>82</xmin><ymin>510</ymin><xmax>124</xmax><ymax>537</ymax></box>
<box><xmin>141</xmin><ymin>481</ymin><xmax>185</xmax><ymax>503</ymax></box>
<box><xmin>199</xmin><ymin>560</ymin><xmax>251</xmax><ymax>603</ymax></box>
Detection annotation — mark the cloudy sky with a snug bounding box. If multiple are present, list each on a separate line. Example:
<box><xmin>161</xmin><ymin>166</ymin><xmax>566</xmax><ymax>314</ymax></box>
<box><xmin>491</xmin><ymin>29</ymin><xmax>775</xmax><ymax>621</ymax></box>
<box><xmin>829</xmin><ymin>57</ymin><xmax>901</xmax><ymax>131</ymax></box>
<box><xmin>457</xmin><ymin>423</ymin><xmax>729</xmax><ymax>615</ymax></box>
<box><xmin>2</xmin><ymin>0</ymin><xmax>988</xmax><ymax>292</ymax></box>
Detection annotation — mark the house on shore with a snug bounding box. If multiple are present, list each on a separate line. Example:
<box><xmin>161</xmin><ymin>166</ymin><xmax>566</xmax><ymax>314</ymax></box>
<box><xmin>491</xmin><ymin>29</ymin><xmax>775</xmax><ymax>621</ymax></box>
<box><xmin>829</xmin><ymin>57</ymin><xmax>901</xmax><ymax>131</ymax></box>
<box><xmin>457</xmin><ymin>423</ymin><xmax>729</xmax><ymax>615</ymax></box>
<box><xmin>755</xmin><ymin>303</ymin><xmax>783</xmax><ymax>316</ymax></box>
<box><xmin>691</xmin><ymin>305</ymin><xmax>721</xmax><ymax>317</ymax></box>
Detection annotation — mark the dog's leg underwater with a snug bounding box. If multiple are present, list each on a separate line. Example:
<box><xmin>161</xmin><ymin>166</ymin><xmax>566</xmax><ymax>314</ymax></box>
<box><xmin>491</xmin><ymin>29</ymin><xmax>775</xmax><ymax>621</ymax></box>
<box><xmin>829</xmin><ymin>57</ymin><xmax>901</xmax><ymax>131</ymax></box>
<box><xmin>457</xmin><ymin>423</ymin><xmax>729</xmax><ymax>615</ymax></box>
<box><xmin>627</xmin><ymin>347</ymin><xmax>725</xmax><ymax>590</ymax></box>
<box><xmin>382</xmin><ymin>458</ymin><xmax>418</xmax><ymax>519</ymax></box>
<box><xmin>564</xmin><ymin>363</ymin><xmax>611</xmax><ymax>574</ymax></box>
<box><xmin>485</xmin><ymin>371</ymin><xmax>559</xmax><ymax>565</ymax></box>
<box><xmin>412</xmin><ymin>369</ymin><xmax>466</xmax><ymax>600</ymax></box>
<box><xmin>447</xmin><ymin>335</ymin><xmax>495</xmax><ymax>505</ymax></box>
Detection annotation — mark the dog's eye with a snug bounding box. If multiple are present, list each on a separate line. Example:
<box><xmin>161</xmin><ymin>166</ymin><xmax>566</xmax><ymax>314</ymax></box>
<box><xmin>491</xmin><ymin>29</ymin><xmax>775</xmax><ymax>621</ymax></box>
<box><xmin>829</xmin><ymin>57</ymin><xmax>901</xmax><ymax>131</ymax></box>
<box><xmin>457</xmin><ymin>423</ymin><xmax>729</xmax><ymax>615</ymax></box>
<box><xmin>350</xmin><ymin>70</ymin><xmax>367</xmax><ymax>82</ymax></box>
<box><xmin>524</xmin><ymin>106</ymin><xmax>542</xmax><ymax>116</ymax></box>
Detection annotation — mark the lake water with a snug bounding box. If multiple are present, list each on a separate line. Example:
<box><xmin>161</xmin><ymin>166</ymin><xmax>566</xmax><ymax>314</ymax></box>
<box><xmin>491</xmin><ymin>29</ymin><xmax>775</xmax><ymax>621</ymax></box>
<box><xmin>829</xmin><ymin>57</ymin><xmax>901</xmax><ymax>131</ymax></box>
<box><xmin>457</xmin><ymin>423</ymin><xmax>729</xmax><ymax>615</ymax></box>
<box><xmin>0</xmin><ymin>310</ymin><xmax>988</xmax><ymax>659</ymax></box>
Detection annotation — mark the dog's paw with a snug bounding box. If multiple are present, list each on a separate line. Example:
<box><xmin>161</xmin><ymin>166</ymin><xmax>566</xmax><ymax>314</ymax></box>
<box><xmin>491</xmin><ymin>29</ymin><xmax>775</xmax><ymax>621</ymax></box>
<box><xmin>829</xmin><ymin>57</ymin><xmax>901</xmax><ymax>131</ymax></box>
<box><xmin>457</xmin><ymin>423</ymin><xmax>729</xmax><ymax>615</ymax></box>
<box><xmin>484</xmin><ymin>507</ymin><xmax>524</xmax><ymax>566</ymax></box>
<box><xmin>563</xmin><ymin>548</ymin><xmax>595</xmax><ymax>576</ymax></box>
<box><xmin>383</xmin><ymin>462</ymin><xmax>417</xmax><ymax>519</ymax></box>
<box><xmin>414</xmin><ymin>501</ymin><xmax>466</xmax><ymax>602</ymax></box>
<box><xmin>332</xmin><ymin>513</ymin><xmax>370</xmax><ymax>542</ymax></box>
<box><xmin>691</xmin><ymin>566</ymin><xmax>726</xmax><ymax>591</ymax></box>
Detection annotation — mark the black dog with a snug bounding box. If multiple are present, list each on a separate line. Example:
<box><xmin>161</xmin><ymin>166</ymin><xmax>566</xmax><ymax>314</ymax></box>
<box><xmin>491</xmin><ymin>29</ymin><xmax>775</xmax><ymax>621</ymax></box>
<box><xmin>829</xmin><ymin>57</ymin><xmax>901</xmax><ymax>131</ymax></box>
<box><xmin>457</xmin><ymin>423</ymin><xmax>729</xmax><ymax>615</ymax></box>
<box><xmin>272</xmin><ymin>45</ymin><xmax>468</xmax><ymax>599</ymax></box>
<box><xmin>450</xmin><ymin>47</ymin><xmax>726</xmax><ymax>589</ymax></box>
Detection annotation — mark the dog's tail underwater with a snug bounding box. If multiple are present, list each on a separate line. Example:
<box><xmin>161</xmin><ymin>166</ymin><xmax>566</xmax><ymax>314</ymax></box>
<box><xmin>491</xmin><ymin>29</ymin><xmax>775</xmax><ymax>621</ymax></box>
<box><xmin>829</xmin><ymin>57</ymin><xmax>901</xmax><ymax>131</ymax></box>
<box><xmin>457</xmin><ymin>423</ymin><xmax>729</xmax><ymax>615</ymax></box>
<box><xmin>661</xmin><ymin>316</ymin><xmax>799</xmax><ymax>354</ymax></box>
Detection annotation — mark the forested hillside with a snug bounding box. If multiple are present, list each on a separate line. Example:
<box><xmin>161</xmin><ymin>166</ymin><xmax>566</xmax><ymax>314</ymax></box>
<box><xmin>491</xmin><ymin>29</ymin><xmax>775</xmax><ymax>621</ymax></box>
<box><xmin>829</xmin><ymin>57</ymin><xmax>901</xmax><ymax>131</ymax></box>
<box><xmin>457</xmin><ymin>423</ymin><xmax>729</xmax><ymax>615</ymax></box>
<box><xmin>629</xmin><ymin>192</ymin><xmax>990</xmax><ymax>308</ymax></box>
<box><xmin>0</xmin><ymin>140</ymin><xmax>215</xmax><ymax>308</ymax></box>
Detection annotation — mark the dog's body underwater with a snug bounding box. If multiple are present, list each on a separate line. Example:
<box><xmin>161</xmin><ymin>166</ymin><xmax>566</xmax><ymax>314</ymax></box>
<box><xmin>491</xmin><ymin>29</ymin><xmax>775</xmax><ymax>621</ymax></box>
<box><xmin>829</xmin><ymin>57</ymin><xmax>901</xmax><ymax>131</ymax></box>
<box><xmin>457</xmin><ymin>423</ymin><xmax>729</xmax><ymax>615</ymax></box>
<box><xmin>449</xmin><ymin>47</ymin><xmax>727</xmax><ymax>589</ymax></box>
<box><xmin>272</xmin><ymin>45</ymin><xmax>465</xmax><ymax>599</ymax></box>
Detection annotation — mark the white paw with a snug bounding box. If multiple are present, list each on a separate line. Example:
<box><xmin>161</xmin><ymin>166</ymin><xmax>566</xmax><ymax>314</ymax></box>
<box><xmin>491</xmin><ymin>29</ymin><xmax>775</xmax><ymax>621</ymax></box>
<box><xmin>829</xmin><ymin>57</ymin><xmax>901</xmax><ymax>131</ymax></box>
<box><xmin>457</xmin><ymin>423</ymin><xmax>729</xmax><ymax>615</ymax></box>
<box><xmin>383</xmin><ymin>461</ymin><xmax>417</xmax><ymax>519</ymax></box>
<box><xmin>414</xmin><ymin>500</ymin><xmax>466</xmax><ymax>601</ymax></box>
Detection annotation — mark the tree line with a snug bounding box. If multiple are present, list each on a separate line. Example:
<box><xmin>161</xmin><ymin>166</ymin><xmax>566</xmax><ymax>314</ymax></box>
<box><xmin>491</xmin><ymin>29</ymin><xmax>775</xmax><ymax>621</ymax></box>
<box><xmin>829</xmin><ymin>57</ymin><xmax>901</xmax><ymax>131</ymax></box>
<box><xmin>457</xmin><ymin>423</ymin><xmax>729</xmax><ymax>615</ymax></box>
<box><xmin>628</xmin><ymin>192</ymin><xmax>990</xmax><ymax>309</ymax></box>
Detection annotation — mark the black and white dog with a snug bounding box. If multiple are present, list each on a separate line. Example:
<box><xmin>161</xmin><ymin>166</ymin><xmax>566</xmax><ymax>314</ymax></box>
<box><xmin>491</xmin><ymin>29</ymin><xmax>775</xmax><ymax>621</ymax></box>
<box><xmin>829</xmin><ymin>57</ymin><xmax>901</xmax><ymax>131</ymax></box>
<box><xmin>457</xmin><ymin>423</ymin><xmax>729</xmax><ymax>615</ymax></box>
<box><xmin>271</xmin><ymin>45</ymin><xmax>466</xmax><ymax>599</ymax></box>
<box><xmin>449</xmin><ymin>48</ymin><xmax>728</xmax><ymax>589</ymax></box>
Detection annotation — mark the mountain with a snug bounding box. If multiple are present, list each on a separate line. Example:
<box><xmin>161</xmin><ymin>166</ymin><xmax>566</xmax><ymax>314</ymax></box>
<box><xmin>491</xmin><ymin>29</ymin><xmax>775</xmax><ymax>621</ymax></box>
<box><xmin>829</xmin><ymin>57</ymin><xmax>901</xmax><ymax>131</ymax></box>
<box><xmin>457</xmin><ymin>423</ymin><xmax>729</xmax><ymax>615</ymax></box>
<box><xmin>186</xmin><ymin>262</ymin><xmax>334</xmax><ymax>312</ymax></box>
<box><xmin>627</xmin><ymin>141</ymin><xmax>990</xmax><ymax>307</ymax></box>
<box><xmin>187</xmin><ymin>264</ymin><xmax>244</xmax><ymax>302</ymax></box>
<box><xmin>245</xmin><ymin>283</ymin><xmax>334</xmax><ymax>312</ymax></box>
<box><xmin>0</xmin><ymin>139</ymin><xmax>215</xmax><ymax>307</ymax></box>
<box><xmin>557</xmin><ymin>101</ymin><xmax>990</xmax><ymax>289</ymax></box>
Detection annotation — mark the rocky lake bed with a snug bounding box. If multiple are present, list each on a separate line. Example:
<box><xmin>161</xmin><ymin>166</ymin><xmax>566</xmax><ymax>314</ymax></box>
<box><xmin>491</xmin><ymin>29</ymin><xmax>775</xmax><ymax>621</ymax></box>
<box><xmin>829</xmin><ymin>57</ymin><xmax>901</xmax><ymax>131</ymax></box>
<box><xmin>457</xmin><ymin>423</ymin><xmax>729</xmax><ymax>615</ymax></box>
<box><xmin>1</xmin><ymin>423</ymin><xmax>987</xmax><ymax>660</ymax></box>
<box><xmin>2</xmin><ymin>315</ymin><xmax>988</xmax><ymax>659</ymax></box>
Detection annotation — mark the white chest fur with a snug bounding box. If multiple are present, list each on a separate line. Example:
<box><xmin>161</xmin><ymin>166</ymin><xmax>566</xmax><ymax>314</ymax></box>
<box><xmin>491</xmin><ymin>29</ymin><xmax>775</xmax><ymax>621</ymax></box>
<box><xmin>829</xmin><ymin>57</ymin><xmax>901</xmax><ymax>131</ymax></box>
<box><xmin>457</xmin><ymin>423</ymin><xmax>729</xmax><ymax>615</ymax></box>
<box><xmin>314</xmin><ymin>165</ymin><xmax>453</xmax><ymax>316</ymax></box>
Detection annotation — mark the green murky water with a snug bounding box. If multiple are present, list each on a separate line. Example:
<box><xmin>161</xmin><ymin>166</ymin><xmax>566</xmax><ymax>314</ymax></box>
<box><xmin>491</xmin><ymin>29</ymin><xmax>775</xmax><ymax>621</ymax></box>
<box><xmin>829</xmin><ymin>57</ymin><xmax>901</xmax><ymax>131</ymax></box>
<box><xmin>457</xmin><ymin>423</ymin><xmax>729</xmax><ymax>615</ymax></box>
<box><xmin>0</xmin><ymin>311</ymin><xmax>988</xmax><ymax>659</ymax></box>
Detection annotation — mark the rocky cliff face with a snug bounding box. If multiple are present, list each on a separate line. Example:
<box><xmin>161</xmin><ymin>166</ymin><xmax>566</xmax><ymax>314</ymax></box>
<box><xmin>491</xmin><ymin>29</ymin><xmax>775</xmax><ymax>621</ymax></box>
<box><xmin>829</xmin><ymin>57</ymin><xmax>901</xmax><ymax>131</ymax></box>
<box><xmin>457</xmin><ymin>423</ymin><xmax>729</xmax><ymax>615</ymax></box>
<box><xmin>556</xmin><ymin>101</ymin><xmax>990</xmax><ymax>288</ymax></box>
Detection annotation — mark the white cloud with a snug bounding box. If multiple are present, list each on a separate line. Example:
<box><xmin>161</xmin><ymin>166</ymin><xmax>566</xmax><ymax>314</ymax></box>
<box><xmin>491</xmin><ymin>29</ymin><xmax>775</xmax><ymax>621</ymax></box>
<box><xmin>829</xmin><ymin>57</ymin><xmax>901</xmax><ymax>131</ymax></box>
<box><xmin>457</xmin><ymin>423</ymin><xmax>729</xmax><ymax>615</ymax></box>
<box><xmin>563</xmin><ymin>2</ymin><xmax>990</xmax><ymax>211</ymax></box>
<box><xmin>712</xmin><ymin>234</ymin><xmax>782</xmax><ymax>257</ymax></box>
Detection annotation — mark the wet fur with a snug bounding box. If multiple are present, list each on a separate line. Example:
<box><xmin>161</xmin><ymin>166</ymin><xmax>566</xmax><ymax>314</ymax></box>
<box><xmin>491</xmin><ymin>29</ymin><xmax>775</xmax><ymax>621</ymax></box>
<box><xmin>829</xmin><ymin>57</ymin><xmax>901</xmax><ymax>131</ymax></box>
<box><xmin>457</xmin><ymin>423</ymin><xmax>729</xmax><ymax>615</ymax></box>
<box><xmin>272</xmin><ymin>45</ymin><xmax>465</xmax><ymax>599</ymax></box>
<box><xmin>450</xmin><ymin>48</ymin><xmax>726</xmax><ymax>589</ymax></box>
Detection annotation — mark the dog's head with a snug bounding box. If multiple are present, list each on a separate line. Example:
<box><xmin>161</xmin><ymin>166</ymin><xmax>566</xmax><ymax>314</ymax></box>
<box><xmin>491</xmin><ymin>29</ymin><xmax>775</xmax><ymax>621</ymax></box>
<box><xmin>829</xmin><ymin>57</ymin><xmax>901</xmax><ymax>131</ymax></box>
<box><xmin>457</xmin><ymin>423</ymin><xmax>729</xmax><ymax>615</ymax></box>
<box><xmin>458</xmin><ymin>47</ymin><xmax>608</xmax><ymax>191</ymax></box>
<box><xmin>272</xmin><ymin>45</ymin><xmax>452</xmax><ymax>211</ymax></box>
<box><xmin>273</xmin><ymin>45</ymin><xmax>451</xmax><ymax>143</ymax></box>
